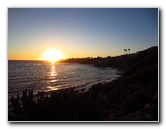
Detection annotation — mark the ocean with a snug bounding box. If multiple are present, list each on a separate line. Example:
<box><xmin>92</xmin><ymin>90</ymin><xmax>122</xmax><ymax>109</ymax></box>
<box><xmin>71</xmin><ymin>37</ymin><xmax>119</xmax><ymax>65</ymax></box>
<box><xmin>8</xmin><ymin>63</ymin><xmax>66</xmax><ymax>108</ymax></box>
<box><xmin>8</xmin><ymin>60</ymin><xmax>119</xmax><ymax>99</ymax></box>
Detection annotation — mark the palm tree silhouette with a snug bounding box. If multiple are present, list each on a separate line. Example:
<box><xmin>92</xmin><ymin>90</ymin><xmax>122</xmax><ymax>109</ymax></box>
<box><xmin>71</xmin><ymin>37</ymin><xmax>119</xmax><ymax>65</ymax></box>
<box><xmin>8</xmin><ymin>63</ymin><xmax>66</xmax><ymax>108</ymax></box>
<box><xmin>124</xmin><ymin>49</ymin><xmax>127</xmax><ymax>54</ymax></box>
<box><xmin>128</xmin><ymin>49</ymin><xmax>130</xmax><ymax>54</ymax></box>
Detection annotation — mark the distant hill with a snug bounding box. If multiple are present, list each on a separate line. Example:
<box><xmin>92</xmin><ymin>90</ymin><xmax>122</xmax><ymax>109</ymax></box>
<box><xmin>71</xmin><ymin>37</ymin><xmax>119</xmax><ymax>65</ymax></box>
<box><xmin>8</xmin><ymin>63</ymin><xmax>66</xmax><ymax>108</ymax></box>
<box><xmin>62</xmin><ymin>46</ymin><xmax>158</xmax><ymax>72</ymax></box>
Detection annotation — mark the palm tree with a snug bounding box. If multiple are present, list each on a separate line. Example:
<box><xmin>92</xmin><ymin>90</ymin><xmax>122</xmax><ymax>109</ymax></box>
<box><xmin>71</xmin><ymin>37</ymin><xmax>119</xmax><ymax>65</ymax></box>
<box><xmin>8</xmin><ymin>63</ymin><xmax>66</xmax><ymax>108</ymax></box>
<box><xmin>124</xmin><ymin>49</ymin><xmax>127</xmax><ymax>54</ymax></box>
<box><xmin>128</xmin><ymin>49</ymin><xmax>130</xmax><ymax>54</ymax></box>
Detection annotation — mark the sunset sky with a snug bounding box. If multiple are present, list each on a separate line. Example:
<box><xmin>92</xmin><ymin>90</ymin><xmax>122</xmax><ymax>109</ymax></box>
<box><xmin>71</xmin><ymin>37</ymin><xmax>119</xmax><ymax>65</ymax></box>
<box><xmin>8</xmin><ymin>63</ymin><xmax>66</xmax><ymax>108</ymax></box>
<box><xmin>8</xmin><ymin>8</ymin><xmax>158</xmax><ymax>60</ymax></box>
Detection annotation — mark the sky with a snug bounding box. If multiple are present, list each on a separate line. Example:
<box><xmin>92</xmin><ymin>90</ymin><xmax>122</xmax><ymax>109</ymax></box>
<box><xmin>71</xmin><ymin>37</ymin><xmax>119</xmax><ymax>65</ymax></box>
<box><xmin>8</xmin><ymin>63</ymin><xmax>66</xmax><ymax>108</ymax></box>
<box><xmin>8</xmin><ymin>8</ymin><xmax>158</xmax><ymax>60</ymax></box>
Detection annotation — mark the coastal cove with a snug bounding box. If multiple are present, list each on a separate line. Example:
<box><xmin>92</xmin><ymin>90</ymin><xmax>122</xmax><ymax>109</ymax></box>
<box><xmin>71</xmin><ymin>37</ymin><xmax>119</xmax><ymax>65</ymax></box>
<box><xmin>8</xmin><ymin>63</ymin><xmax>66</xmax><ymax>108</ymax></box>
<box><xmin>8</xmin><ymin>46</ymin><xmax>158</xmax><ymax>121</ymax></box>
<box><xmin>8</xmin><ymin>61</ymin><xmax>120</xmax><ymax>97</ymax></box>
<box><xmin>8</xmin><ymin>60</ymin><xmax>121</xmax><ymax>111</ymax></box>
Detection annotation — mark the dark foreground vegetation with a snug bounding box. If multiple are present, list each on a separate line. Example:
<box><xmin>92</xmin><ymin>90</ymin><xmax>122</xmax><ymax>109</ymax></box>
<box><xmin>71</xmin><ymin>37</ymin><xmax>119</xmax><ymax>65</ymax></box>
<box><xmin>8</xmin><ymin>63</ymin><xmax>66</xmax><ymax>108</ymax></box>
<box><xmin>9</xmin><ymin>46</ymin><xmax>158</xmax><ymax>121</ymax></box>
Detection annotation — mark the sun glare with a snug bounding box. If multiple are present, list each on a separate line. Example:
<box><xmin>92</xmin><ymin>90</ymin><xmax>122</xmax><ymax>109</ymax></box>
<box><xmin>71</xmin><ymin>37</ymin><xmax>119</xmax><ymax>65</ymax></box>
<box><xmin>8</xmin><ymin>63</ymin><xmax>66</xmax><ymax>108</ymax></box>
<box><xmin>42</xmin><ymin>49</ymin><xmax>63</xmax><ymax>63</ymax></box>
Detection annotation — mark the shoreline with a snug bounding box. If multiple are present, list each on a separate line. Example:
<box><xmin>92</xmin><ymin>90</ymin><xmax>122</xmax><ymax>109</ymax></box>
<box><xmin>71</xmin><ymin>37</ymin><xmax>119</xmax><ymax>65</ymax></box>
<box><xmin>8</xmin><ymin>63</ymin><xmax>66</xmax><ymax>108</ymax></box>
<box><xmin>9</xmin><ymin>67</ymin><xmax>122</xmax><ymax>98</ymax></box>
<box><xmin>8</xmin><ymin>62</ymin><xmax>122</xmax><ymax>98</ymax></box>
<box><xmin>8</xmin><ymin>66</ymin><xmax>122</xmax><ymax>112</ymax></box>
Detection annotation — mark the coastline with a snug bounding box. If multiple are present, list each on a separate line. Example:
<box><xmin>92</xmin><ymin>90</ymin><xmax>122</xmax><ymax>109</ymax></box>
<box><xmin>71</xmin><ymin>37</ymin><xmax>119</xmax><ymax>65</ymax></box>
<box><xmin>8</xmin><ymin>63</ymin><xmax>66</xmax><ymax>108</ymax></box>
<box><xmin>8</xmin><ymin>46</ymin><xmax>158</xmax><ymax>121</ymax></box>
<box><xmin>8</xmin><ymin>63</ymin><xmax>121</xmax><ymax>112</ymax></box>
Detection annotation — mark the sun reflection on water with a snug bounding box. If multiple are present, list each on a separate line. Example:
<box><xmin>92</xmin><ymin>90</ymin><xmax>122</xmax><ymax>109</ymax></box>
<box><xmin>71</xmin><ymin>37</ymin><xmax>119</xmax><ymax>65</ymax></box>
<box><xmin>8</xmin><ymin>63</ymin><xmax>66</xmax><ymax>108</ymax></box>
<box><xmin>50</xmin><ymin>64</ymin><xmax>57</xmax><ymax>77</ymax></box>
<box><xmin>47</xmin><ymin>64</ymin><xmax>58</xmax><ymax>91</ymax></box>
<box><xmin>50</xmin><ymin>64</ymin><xmax>57</xmax><ymax>82</ymax></box>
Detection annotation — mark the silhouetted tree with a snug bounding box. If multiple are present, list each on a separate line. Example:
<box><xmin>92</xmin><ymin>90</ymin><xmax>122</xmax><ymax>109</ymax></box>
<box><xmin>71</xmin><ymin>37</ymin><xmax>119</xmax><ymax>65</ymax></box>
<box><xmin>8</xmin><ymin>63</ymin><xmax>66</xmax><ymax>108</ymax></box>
<box><xmin>128</xmin><ymin>49</ymin><xmax>130</xmax><ymax>54</ymax></box>
<box><xmin>124</xmin><ymin>49</ymin><xmax>127</xmax><ymax>54</ymax></box>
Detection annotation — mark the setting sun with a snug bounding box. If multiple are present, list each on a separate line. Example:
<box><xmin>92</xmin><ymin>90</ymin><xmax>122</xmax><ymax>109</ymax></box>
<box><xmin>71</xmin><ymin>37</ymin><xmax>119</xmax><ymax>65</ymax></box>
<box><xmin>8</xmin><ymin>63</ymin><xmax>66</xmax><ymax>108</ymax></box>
<box><xmin>42</xmin><ymin>49</ymin><xmax>63</xmax><ymax>63</ymax></box>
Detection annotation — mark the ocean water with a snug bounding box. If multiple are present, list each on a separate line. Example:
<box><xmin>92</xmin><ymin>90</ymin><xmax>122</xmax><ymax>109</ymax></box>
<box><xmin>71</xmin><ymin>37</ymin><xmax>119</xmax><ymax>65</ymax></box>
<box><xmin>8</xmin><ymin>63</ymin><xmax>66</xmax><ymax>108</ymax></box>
<box><xmin>8</xmin><ymin>61</ymin><xmax>119</xmax><ymax>98</ymax></box>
